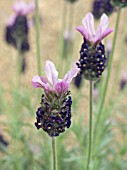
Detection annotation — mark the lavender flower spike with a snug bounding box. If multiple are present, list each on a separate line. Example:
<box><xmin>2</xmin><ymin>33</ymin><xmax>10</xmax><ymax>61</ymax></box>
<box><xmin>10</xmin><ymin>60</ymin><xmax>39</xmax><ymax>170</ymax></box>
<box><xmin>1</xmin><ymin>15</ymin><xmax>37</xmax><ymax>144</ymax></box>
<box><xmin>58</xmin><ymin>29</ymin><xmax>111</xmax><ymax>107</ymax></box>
<box><xmin>32</xmin><ymin>61</ymin><xmax>79</xmax><ymax>137</ymax></box>
<box><xmin>32</xmin><ymin>60</ymin><xmax>79</xmax><ymax>94</ymax></box>
<box><xmin>76</xmin><ymin>12</ymin><xmax>113</xmax><ymax>44</ymax></box>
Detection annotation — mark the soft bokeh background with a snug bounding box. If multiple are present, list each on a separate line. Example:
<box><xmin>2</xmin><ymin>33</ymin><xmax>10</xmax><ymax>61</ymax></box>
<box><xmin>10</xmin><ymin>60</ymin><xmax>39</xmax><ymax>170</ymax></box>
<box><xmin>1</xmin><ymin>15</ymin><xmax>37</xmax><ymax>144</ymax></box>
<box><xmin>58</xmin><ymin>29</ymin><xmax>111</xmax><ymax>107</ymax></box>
<box><xmin>0</xmin><ymin>0</ymin><xmax>127</xmax><ymax>170</ymax></box>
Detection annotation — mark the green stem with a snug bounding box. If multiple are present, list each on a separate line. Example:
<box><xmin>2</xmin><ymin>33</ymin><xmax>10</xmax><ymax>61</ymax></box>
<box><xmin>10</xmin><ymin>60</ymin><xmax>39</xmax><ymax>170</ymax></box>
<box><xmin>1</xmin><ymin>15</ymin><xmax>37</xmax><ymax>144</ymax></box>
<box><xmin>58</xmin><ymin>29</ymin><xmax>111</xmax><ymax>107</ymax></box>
<box><xmin>62</xmin><ymin>1</ymin><xmax>68</xmax><ymax>36</ymax></box>
<box><xmin>68</xmin><ymin>3</ymin><xmax>74</xmax><ymax>31</ymax></box>
<box><xmin>108</xmin><ymin>30</ymin><xmax>126</xmax><ymax>104</ymax></box>
<box><xmin>67</xmin><ymin>3</ymin><xmax>74</xmax><ymax>65</ymax></box>
<box><xmin>94</xmin><ymin>7</ymin><xmax>121</xmax><ymax>135</ymax></box>
<box><xmin>62</xmin><ymin>3</ymin><xmax>74</xmax><ymax>73</ymax></box>
<box><xmin>86</xmin><ymin>80</ymin><xmax>93</xmax><ymax>170</ymax></box>
<box><xmin>52</xmin><ymin>137</ymin><xmax>57</xmax><ymax>170</ymax></box>
<box><xmin>59</xmin><ymin>0</ymin><xmax>68</xmax><ymax>59</ymax></box>
<box><xmin>35</xmin><ymin>0</ymin><xmax>41</xmax><ymax>75</ymax></box>
<box><xmin>17</xmin><ymin>40</ymin><xmax>22</xmax><ymax>87</ymax></box>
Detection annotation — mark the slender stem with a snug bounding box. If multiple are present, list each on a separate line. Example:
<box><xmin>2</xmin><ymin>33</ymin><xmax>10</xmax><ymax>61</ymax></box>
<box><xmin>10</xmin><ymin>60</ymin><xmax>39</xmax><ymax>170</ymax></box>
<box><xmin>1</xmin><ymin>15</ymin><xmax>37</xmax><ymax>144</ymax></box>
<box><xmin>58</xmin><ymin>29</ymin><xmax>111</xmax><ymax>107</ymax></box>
<box><xmin>94</xmin><ymin>7</ymin><xmax>121</xmax><ymax>135</ymax></box>
<box><xmin>17</xmin><ymin>40</ymin><xmax>22</xmax><ymax>87</ymax></box>
<box><xmin>58</xmin><ymin>1</ymin><xmax>68</xmax><ymax>73</ymax></box>
<box><xmin>108</xmin><ymin>30</ymin><xmax>126</xmax><ymax>103</ymax></box>
<box><xmin>35</xmin><ymin>0</ymin><xmax>41</xmax><ymax>75</ymax></box>
<box><xmin>68</xmin><ymin>3</ymin><xmax>74</xmax><ymax>64</ymax></box>
<box><xmin>62</xmin><ymin>3</ymin><xmax>74</xmax><ymax>73</ymax></box>
<box><xmin>86</xmin><ymin>80</ymin><xmax>93</xmax><ymax>170</ymax></box>
<box><xmin>62</xmin><ymin>1</ymin><xmax>67</xmax><ymax>36</ymax></box>
<box><xmin>68</xmin><ymin>3</ymin><xmax>74</xmax><ymax>31</ymax></box>
<box><xmin>59</xmin><ymin>0</ymin><xmax>67</xmax><ymax>59</ymax></box>
<box><xmin>52</xmin><ymin>137</ymin><xmax>57</xmax><ymax>170</ymax></box>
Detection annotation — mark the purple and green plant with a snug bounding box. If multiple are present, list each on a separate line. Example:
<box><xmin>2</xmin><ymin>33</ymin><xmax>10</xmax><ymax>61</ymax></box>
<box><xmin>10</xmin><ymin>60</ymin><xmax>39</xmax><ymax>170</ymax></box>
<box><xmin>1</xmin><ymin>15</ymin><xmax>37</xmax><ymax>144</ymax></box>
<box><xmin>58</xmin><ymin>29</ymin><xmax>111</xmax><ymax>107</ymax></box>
<box><xmin>5</xmin><ymin>0</ymin><xmax>35</xmax><ymax>84</ymax></box>
<box><xmin>32</xmin><ymin>60</ymin><xmax>79</xmax><ymax>170</ymax></box>
<box><xmin>76</xmin><ymin>12</ymin><xmax>113</xmax><ymax>170</ymax></box>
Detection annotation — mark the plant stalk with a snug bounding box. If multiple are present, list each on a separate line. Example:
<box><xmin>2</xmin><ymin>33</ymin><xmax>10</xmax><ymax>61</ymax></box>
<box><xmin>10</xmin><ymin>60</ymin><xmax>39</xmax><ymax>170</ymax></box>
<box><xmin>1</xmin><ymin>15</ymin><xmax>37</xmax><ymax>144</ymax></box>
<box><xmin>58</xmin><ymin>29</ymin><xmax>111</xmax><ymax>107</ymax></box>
<box><xmin>94</xmin><ymin>7</ymin><xmax>121</xmax><ymax>135</ymax></box>
<box><xmin>86</xmin><ymin>80</ymin><xmax>93</xmax><ymax>170</ymax></box>
<box><xmin>52</xmin><ymin>137</ymin><xmax>57</xmax><ymax>170</ymax></box>
<box><xmin>17</xmin><ymin>40</ymin><xmax>22</xmax><ymax>87</ymax></box>
<box><xmin>35</xmin><ymin>0</ymin><xmax>41</xmax><ymax>75</ymax></box>
<box><xmin>59</xmin><ymin>0</ymin><xmax>68</xmax><ymax>60</ymax></box>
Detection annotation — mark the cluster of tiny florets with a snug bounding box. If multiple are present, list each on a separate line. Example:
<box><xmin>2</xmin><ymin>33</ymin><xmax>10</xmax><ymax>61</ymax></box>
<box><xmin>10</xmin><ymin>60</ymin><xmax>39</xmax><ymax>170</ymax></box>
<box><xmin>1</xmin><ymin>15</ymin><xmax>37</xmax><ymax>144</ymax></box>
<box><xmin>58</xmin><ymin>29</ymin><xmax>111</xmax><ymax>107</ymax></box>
<box><xmin>92</xmin><ymin>0</ymin><xmax>114</xmax><ymax>19</ymax></box>
<box><xmin>35</xmin><ymin>91</ymin><xmax>72</xmax><ymax>137</ymax></box>
<box><xmin>5</xmin><ymin>16</ymin><xmax>29</xmax><ymax>53</ymax></box>
<box><xmin>77</xmin><ymin>38</ymin><xmax>108</xmax><ymax>81</ymax></box>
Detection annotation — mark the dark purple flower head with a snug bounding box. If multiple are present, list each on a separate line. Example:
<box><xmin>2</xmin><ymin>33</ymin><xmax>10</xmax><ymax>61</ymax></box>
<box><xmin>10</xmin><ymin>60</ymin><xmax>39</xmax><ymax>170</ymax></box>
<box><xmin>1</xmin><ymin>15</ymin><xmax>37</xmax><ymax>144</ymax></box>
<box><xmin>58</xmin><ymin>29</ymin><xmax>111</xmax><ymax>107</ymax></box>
<box><xmin>35</xmin><ymin>92</ymin><xmax>72</xmax><ymax>137</ymax></box>
<box><xmin>92</xmin><ymin>0</ymin><xmax>114</xmax><ymax>19</ymax></box>
<box><xmin>32</xmin><ymin>61</ymin><xmax>79</xmax><ymax>137</ymax></box>
<box><xmin>77</xmin><ymin>39</ymin><xmax>107</xmax><ymax>81</ymax></box>
<box><xmin>74</xmin><ymin>73</ymin><xmax>82</xmax><ymax>88</ymax></box>
<box><xmin>5</xmin><ymin>0</ymin><xmax>35</xmax><ymax>52</ymax></box>
<box><xmin>5</xmin><ymin>15</ymin><xmax>29</xmax><ymax>53</ymax></box>
<box><xmin>120</xmin><ymin>72</ymin><xmax>127</xmax><ymax>90</ymax></box>
<box><xmin>76</xmin><ymin>13</ymin><xmax>113</xmax><ymax>81</ymax></box>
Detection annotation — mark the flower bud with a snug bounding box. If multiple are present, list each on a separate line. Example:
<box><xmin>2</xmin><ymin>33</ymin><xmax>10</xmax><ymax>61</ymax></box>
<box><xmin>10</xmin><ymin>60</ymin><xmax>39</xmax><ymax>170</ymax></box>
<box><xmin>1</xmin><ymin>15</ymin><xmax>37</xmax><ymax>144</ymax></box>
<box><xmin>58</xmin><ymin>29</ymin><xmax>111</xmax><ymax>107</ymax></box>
<box><xmin>35</xmin><ymin>92</ymin><xmax>72</xmax><ymax>137</ymax></box>
<box><xmin>5</xmin><ymin>15</ymin><xmax>29</xmax><ymax>53</ymax></box>
<box><xmin>92</xmin><ymin>0</ymin><xmax>114</xmax><ymax>19</ymax></box>
<box><xmin>120</xmin><ymin>72</ymin><xmax>127</xmax><ymax>90</ymax></box>
<box><xmin>77</xmin><ymin>38</ymin><xmax>107</xmax><ymax>81</ymax></box>
<box><xmin>74</xmin><ymin>73</ymin><xmax>82</xmax><ymax>88</ymax></box>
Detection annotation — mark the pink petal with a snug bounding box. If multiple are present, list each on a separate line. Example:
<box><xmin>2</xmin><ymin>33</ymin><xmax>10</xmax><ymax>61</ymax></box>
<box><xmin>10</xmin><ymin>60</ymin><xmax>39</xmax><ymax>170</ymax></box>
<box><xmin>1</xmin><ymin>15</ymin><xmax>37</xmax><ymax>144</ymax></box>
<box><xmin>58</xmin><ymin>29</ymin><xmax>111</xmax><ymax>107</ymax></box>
<box><xmin>76</xmin><ymin>26</ymin><xmax>88</xmax><ymax>40</ymax></box>
<box><xmin>100</xmin><ymin>13</ymin><xmax>109</xmax><ymax>32</ymax></box>
<box><xmin>63</xmin><ymin>63</ymin><xmax>80</xmax><ymax>84</ymax></box>
<box><xmin>94</xmin><ymin>14</ymin><xmax>108</xmax><ymax>41</ymax></box>
<box><xmin>45</xmin><ymin>60</ymin><xmax>58</xmax><ymax>87</ymax></box>
<box><xmin>7</xmin><ymin>15</ymin><xmax>16</xmax><ymax>26</ymax></box>
<box><xmin>26</xmin><ymin>3</ymin><xmax>35</xmax><ymax>14</ymax></box>
<box><xmin>76</xmin><ymin>13</ymin><xmax>113</xmax><ymax>44</ymax></box>
<box><xmin>32</xmin><ymin>75</ymin><xmax>50</xmax><ymax>90</ymax></box>
<box><xmin>82</xmin><ymin>12</ymin><xmax>96</xmax><ymax>41</ymax></box>
<box><xmin>94</xmin><ymin>28</ymin><xmax>113</xmax><ymax>44</ymax></box>
<box><xmin>94</xmin><ymin>14</ymin><xmax>113</xmax><ymax>43</ymax></box>
<box><xmin>13</xmin><ymin>1</ymin><xmax>25</xmax><ymax>15</ymax></box>
<box><xmin>13</xmin><ymin>1</ymin><xmax>35</xmax><ymax>15</ymax></box>
<box><xmin>40</xmin><ymin>76</ymin><xmax>49</xmax><ymax>84</ymax></box>
<box><xmin>55</xmin><ymin>81</ymin><xmax>69</xmax><ymax>94</ymax></box>
<box><xmin>101</xmin><ymin>28</ymin><xmax>114</xmax><ymax>40</ymax></box>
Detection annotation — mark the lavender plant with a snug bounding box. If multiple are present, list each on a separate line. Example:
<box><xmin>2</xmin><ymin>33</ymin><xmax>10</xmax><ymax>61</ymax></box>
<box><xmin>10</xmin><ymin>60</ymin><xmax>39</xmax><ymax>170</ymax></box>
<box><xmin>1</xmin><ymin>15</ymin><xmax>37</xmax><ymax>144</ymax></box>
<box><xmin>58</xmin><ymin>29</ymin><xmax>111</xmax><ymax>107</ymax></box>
<box><xmin>94</xmin><ymin>7</ymin><xmax>122</xmax><ymax>139</ymax></box>
<box><xmin>5</xmin><ymin>1</ymin><xmax>35</xmax><ymax>74</ymax></box>
<box><xmin>35</xmin><ymin>0</ymin><xmax>41</xmax><ymax>76</ymax></box>
<box><xmin>1</xmin><ymin>1</ymin><xmax>127</xmax><ymax>170</ymax></box>
<box><xmin>76</xmin><ymin>12</ymin><xmax>113</xmax><ymax>169</ymax></box>
<box><xmin>60</xmin><ymin>0</ymin><xmax>76</xmax><ymax>64</ymax></box>
<box><xmin>32</xmin><ymin>60</ymin><xmax>79</xmax><ymax>170</ymax></box>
